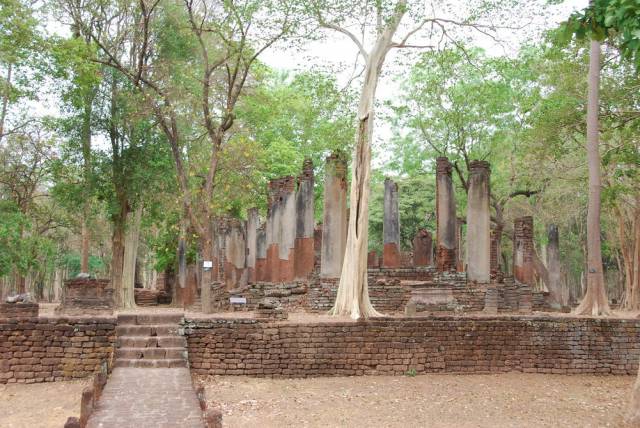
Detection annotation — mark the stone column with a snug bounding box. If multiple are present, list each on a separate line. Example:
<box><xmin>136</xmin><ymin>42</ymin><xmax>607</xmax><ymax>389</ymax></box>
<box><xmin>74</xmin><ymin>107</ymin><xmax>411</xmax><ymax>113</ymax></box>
<box><xmin>513</xmin><ymin>216</ymin><xmax>534</xmax><ymax>286</ymax></box>
<box><xmin>321</xmin><ymin>153</ymin><xmax>348</xmax><ymax>278</ymax></box>
<box><xmin>412</xmin><ymin>228</ymin><xmax>433</xmax><ymax>266</ymax></box>
<box><xmin>466</xmin><ymin>160</ymin><xmax>491</xmax><ymax>283</ymax></box>
<box><xmin>255</xmin><ymin>225</ymin><xmax>267</xmax><ymax>282</ymax></box>
<box><xmin>436</xmin><ymin>157</ymin><xmax>457</xmax><ymax>271</ymax></box>
<box><xmin>246</xmin><ymin>208</ymin><xmax>258</xmax><ymax>283</ymax></box>
<box><xmin>278</xmin><ymin>176</ymin><xmax>297</xmax><ymax>282</ymax></box>
<box><xmin>382</xmin><ymin>178</ymin><xmax>401</xmax><ymax>268</ymax></box>
<box><xmin>265</xmin><ymin>180</ymin><xmax>281</xmax><ymax>282</ymax></box>
<box><xmin>294</xmin><ymin>159</ymin><xmax>315</xmax><ymax>279</ymax></box>
<box><xmin>546</xmin><ymin>224</ymin><xmax>564</xmax><ymax>305</ymax></box>
<box><xmin>456</xmin><ymin>217</ymin><xmax>465</xmax><ymax>272</ymax></box>
<box><xmin>224</xmin><ymin>219</ymin><xmax>247</xmax><ymax>289</ymax></box>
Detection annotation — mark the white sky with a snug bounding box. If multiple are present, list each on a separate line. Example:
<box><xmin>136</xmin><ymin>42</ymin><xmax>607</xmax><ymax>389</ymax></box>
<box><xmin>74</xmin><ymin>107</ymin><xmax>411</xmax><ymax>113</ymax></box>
<box><xmin>260</xmin><ymin>0</ymin><xmax>588</xmax><ymax>166</ymax></box>
<box><xmin>38</xmin><ymin>0</ymin><xmax>589</xmax><ymax>164</ymax></box>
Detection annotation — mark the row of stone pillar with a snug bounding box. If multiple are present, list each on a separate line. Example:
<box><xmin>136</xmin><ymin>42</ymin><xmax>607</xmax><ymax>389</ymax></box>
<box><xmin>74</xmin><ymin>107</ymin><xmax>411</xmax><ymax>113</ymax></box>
<box><xmin>212</xmin><ymin>154</ymin><xmax>350</xmax><ymax>287</ymax></box>
<box><xmin>214</xmin><ymin>153</ymin><xmax>541</xmax><ymax>287</ymax></box>
<box><xmin>382</xmin><ymin>157</ymin><xmax>502</xmax><ymax>283</ymax></box>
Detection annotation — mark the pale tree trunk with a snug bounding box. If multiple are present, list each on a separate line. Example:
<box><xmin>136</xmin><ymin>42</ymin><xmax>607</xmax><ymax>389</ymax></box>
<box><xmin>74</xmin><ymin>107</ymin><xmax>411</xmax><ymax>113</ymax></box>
<box><xmin>200</xmin><ymin>222</ymin><xmax>213</xmax><ymax>313</ymax></box>
<box><xmin>120</xmin><ymin>205</ymin><xmax>143</xmax><ymax>309</ymax></box>
<box><xmin>111</xmin><ymin>208</ymin><xmax>127</xmax><ymax>308</ymax></box>
<box><xmin>617</xmin><ymin>204</ymin><xmax>639</xmax><ymax>310</ymax></box>
<box><xmin>576</xmin><ymin>39</ymin><xmax>610</xmax><ymax>316</ymax></box>
<box><xmin>0</xmin><ymin>63</ymin><xmax>12</xmax><ymax>146</ymax></box>
<box><xmin>177</xmin><ymin>218</ymin><xmax>187</xmax><ymax>306</ymax></box>
<box><xmin>330</xmin><ymin>2</ymin><xmax>407</xmax><ymax>319</ymax></box>
<box><xmin>53</xmin><ymin>268</ymin><xmax>63</xmax><ymax>302</ymax></box>
<box><xmin>80</xmin><ymin>95</ymin><xmax>93</xmax><ymax>275</ymax></box>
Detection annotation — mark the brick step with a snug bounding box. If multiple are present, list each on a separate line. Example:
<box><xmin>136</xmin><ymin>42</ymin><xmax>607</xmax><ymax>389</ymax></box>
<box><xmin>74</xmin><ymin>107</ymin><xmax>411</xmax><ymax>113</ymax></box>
<box><xmin>116</xmin><ymin>335</ymin><xmax>187</xmax><ymax>348</ymax></box>
<box><xmin>115</xmin><ymin>324</ymin><xmax>181</xmax><ymax>337</ymax></box>
<box><xmin>113</xmin><ymin>358</ymin><xmax>188</xmax><ymax>368</ymax></box>
<box><xmin>117</xmin><ymin>313</ymin><xmax>184</xmax><ymax>325</ymax></box>
<box><xmin>115</xmin><ymin>347</ymin><xmax>187</xmax><ymax>360</ymax></box>
<box><xmin>189</xmin><ymin>297</ymin><xmax>202</xmax><ymax>312</ymax></box>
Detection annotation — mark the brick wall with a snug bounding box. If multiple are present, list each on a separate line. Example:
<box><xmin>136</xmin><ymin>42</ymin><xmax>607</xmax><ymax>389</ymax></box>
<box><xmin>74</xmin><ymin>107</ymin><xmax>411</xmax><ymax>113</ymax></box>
<box><xmin>0</xmin><ymin>317</ymin><xmax>116</xmax><ymax>384</ymax></box>
<box><xmin>183</xmin><ymin>316</ymin><xmax>640</xmax><ymax>377</ymax></box>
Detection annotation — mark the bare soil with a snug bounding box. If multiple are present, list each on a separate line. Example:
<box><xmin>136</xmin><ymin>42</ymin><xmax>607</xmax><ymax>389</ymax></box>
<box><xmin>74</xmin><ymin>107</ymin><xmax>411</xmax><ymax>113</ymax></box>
<box><xmin>200</xmin><ymin>373</ymin><xmax>633</xmax><ymax>428</ymax></box>
<box><xmin>0</xmin><ymin>379</ymin><xmax>89</xmax><ymax>428</ymax></box>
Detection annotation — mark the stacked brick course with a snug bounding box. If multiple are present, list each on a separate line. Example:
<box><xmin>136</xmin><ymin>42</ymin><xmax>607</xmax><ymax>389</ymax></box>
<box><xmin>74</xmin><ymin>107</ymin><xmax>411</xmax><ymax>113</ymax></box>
<box><xmin>56</xmin><ymin>278</ymin><xmax>114</xmax><ymax>315</ymax></box>
<box><xmin>183</xmin><ymin>316</ymin><xmax>640</xmax><ymax>377</ymax></box>
<box><xmin>0</xmin><ymin>302</ymin><xmax>39</xmax><ymax>318</ymax></box>
<box><xmin>0</xmin><ymin>317</ymin><xmax>116</xmax><ymax>384</ymax></box>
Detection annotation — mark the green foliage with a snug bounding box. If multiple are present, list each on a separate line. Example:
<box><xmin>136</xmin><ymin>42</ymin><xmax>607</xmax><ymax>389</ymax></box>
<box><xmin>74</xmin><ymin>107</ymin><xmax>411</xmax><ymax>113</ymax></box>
<box><xmin>368</xmin><ymin>172</ymin><xmax>435</xmax><ymax>252</ymax></box>
<box><xmin>59</xmin><ymin>252</ymin><xmax>106</xmax><ymax>278</ymax></box>
<box><xmin>562</xmin><ymin>0</ymin><xmax>640</xmax><ymax>69</ymax></box>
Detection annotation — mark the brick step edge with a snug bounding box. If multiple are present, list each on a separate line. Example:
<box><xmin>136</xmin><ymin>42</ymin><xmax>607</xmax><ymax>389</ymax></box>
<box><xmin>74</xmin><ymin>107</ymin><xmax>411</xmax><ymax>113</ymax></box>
<box><xmin>113</xmin><ymin>359</ymin><xmax>188</xmax><ymax>368</ymax></box>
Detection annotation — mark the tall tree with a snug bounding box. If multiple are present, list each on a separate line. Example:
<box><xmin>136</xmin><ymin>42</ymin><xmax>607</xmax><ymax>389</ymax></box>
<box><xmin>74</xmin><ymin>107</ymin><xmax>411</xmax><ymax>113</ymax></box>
<box><xmin>311</xmin><ymin>0</ymin><xmax>537</xmax><ymax>318</ymax></box>
<box><xmin>65</xmin><ymin>0</ymin><xmax>303</xmax><ymax>311</ymax></box>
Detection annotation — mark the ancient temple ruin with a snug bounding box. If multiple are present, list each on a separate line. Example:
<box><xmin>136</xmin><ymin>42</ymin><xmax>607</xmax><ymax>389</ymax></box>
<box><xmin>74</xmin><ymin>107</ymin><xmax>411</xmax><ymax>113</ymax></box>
<box><xmin>172</xmin><ymin>155</ymin><xmax>557</xmax><ymax>316</ymax></box>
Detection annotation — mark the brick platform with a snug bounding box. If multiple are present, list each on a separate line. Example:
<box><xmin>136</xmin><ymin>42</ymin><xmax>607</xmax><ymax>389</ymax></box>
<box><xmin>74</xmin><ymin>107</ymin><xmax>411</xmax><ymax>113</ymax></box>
<box><xmin>0</xmin><ymin>317</ymin><xmax>116</xmax><ymax>384</ymax></box>
<box><xmin>56</xmin><ymin>278</ymin><xmax>115</xmax><ymax>315</ymax></box>
<box><xmin>0</xmin><ymin>302</ymin><xmax>39</xmax><ymax>319</ymax></box>
<box><xmin>183</xmin><ymin>316</ymin><xmax>640</xmax><ymax>377</ymax></box>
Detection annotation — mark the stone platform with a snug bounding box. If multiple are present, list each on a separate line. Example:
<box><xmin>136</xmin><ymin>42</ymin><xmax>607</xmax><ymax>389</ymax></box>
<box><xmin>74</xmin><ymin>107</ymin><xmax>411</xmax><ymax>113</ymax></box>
<box><xmin>56</xmin><ymin>278</ymin><xmax>114</xmax><ymax>315</ymax></box>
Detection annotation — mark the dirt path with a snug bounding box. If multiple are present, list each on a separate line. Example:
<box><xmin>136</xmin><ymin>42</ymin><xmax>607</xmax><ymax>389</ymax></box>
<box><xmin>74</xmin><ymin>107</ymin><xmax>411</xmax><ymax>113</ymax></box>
<box><xmin>0</xmin><ymin>379</ymin><xmax>89</xmax><ymax>428</ymax></box>
<box><xmin>200</xmin><ymin>373</ymin><xmax>633</xmax><ymax>428</ymax></box>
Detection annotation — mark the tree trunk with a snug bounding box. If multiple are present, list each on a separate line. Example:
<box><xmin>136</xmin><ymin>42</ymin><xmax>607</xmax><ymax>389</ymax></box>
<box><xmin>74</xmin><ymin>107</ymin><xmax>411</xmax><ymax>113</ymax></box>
<box><xmin>121</xmin><ymin>205</ymin><xmax>142</xmax><ymax>309</ymax></box>
<box><xmin>80</xmin><ymin>94</ymin><xmax>93</xmax><ymax>274</ymax></box>
<box><xmin>575</xmin><ymin>39</ymin><xmax>610</xmax><ymax>316</ymax></box>
<box><xmin>111</xmin><ymin>204</ymin><xmax>127</xmax><ymax>309</ymax></box>
<box><xmin>330</xmin><ymin>4</ymin><xmax>406</xmax><ymax>319</ymax></box>
<box><xmin>200</xmin><ymin>224</ymin><xmax>213</xmax><ymax>313</ymax></box>
<box><xmin>0</xmin><ymin>63</ymin><xmax>12</xmax><ymax>145</ymax></box>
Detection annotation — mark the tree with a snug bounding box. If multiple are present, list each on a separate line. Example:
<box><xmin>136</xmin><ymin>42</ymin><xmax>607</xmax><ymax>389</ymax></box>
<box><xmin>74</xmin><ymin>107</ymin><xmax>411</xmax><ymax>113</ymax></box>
<box><xmin>0</xmin><ymin>126</ymin><xmax>60</xmax><ymax>297</ymax></box>
<box><xmin>66</xmin><ymin>0</ymin><xmax>304</xmax><ymax>312</ymax></box>
<box><xmin>309</xmin><ymin>0</ymin><xmax>539</xmax><ymax>318</ymax></box>
<box><xmin>564</xmin><ymin>0</ymin><xmax>640</xmax><ymax>69</ymax></box>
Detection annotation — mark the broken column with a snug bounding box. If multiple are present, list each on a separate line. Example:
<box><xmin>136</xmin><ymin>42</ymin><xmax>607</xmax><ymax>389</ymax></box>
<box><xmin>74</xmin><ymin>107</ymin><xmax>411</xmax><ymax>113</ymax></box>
<box><xmin>513</xmin><ymin>216</ymin><xmax>534</xmax><ymax>286</ymax></box>
<box><xmin>246</xmin><ymin>208</ymin><xmax>258</xmax><ymax>283</ymax></box>
<box><xmin>224</xmin><ymin>219</ymin><xmax>247</xmax><ymax>289</ymax></box>
<box><xmin>412</xmin><ymin>228</ymin><xmax>433</xmax><ymax>266</ymax></box>
<box><xmin>436</xmin><ymin>157</ymin><xmax>457</xmax><ymax>271</ymax></box>
<box><xmin>466</xmin><ymin>160</ymin><xmax>491</xmax><ymax>283</ymax></box>
<box><xmin>382</xmin><ymin>178</ymin><xmax>401</xmax><ymax>268</ymax></box>
<box><xmin>255</xmin><ymin>225</ymin><xmax>267</xmax><ymax>282</ymax></box>
<box><xmin>265</xmin><ymin>179</ymin><xmax>281</xmax><ymax>282</ymax></box>
<box><xmin>321</xmin><ymin>153</ymin><xmax>348</xmax><ymax>278</ymax></box>
<box><xmin>294</xmin><ymin>159</ymin><xmax>315</xmax><ymax>279</ymax></box>
<box><xmin>456</xmin><ymin>217</ymin><xmax>465</xmax><ymax>272</ymax></box>
<box><xmin>546</xmin><ymin>224</ymin><xmax>565</xmax><ymax>305</ymax></box>
<box><xmin>278</xmin><ymin>176</ymin><xmax>297</xmax><ymax>282</ymax></box>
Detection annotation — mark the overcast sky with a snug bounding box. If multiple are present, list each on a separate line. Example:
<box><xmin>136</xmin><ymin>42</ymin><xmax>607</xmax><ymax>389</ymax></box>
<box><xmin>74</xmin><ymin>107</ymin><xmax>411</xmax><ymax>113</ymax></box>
<box><xmin>40</xmin><ymin>0</ymin><xmax>588</xmax><ymax>162</ymax></box>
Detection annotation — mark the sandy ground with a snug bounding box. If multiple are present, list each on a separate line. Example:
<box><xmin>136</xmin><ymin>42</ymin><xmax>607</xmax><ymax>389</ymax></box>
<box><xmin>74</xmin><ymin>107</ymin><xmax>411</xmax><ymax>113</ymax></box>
<box><xmin>200</xmin><ymin>374</ymin><xmax>634</xmax><ymax>428</ymax></box>
<box><xmin>0</xmin><ymin>379</ymin><xmax>89</xmax><ymax>428</ymax></box>
<box><xmin>0</xmin><ymin>373</ymin><xmax>632</xmax><ymax>427</ymax></box>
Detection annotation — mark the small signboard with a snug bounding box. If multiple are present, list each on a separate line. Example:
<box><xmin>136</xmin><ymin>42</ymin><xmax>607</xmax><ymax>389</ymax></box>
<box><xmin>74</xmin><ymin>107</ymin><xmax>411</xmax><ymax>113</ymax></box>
<box><xmin>230</xmin><ymin>296</ymin><xmax>247</xmax><ymax>305</ymax></box>
<box><xmin>203</xmin><ymin>260</ymin><xmax>213</xmax><ymax>272</ymax></box>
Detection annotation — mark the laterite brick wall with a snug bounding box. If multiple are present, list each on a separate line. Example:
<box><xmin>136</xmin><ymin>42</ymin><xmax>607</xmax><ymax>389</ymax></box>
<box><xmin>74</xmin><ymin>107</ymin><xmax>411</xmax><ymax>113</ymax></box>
<box><xmin>183</xmin><ymin>316</ymin><xmax>640</xmax><ymax>377</ymax></box>
<box><xmin>0</xmin><ymin>317</ymin><xmax>116</xmax><ymax>384</ymax></box>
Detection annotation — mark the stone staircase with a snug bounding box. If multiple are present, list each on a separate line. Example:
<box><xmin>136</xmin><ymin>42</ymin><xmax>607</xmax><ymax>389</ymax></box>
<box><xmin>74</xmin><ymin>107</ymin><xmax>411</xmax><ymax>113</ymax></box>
<box><xmin>114</xmin><ymin>313</ymin><xmax>188</xmax><ymax>368</ymax></box>
<box><xmin>189</xmin><ymin>295</ymin><xmax>202</xmax><ymax>312</ymax></box>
